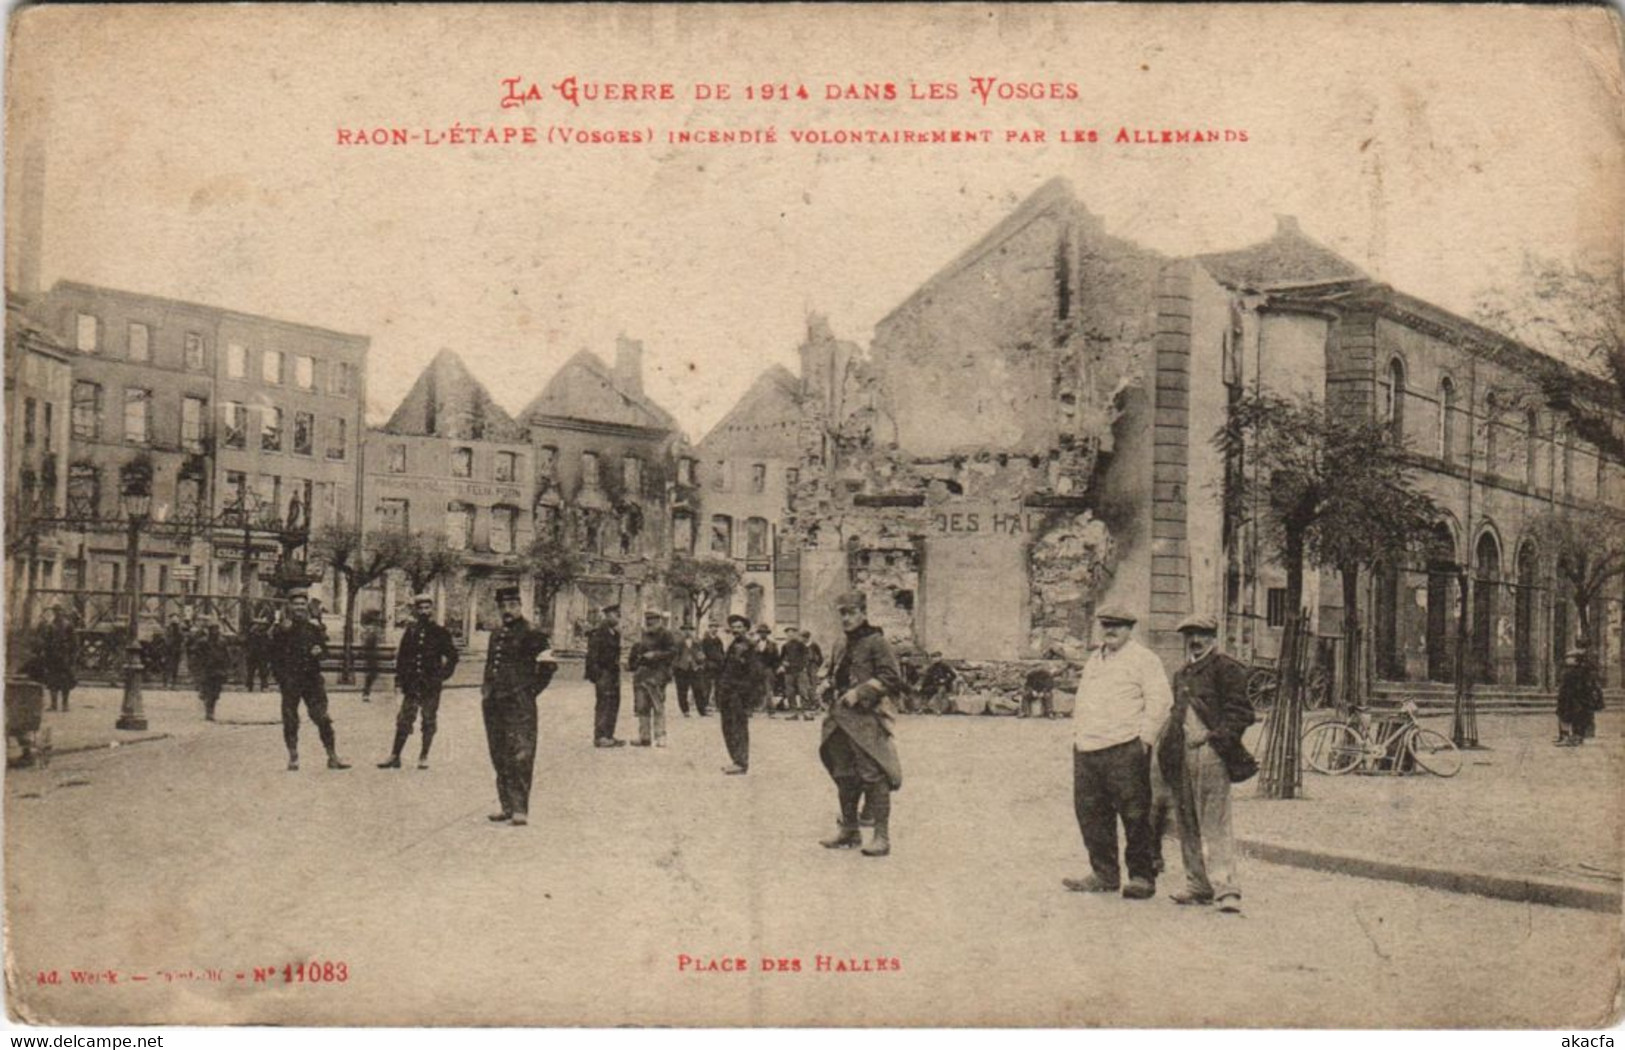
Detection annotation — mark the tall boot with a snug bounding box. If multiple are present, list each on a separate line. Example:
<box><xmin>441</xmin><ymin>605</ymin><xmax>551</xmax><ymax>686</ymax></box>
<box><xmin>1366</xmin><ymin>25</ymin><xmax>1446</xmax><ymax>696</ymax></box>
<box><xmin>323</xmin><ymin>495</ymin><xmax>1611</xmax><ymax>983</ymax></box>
<box><xmin>821</xmin><ymin>778</ymin><xmax>863</xmax><ymax>849</ymax></box>
<box><xmin>418</xmin><ymin>727</ymin><xmax>435</xmax><ymax>769</ymax></box>
<box><xmin>634</xmin><ymin>712</ymin><xmax>652</xmax><ymax>746</ymax></box>
<box><xmin>861</xmin><ymin>782</ymin><xmax>892</xmax><ymax>857</ymax></box>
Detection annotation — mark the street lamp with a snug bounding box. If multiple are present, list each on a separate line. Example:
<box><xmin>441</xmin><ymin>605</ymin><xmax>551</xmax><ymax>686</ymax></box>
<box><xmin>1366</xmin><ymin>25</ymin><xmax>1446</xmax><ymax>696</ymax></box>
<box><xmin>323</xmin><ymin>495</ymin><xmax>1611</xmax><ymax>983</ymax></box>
<box><xmin>116</xmin><ymin>484</ymin><xmax>152</xmax><ymax>732</ymax></box>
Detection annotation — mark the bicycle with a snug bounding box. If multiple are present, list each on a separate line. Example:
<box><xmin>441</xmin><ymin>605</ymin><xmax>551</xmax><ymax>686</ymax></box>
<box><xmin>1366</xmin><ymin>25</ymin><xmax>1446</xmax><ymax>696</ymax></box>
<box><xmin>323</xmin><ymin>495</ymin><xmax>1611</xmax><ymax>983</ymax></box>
<box><xmin>1301</xmin><ymin>698</ymin><xmax>1463</xmax><ymax>777</ymax></box>
<box><xmin>1247</xmin><ymin>663</ymin><xmax>1331</xmax><ymax>713</ymax></box>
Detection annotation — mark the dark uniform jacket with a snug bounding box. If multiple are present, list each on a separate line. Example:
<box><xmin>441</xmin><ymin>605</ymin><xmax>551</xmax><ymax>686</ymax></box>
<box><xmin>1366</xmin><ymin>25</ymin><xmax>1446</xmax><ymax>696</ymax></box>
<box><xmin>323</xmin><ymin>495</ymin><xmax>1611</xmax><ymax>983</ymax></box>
<box><xmin>270</xmin><ymin>619</ymin><xmax>327</xmax><ymax>689</ymax></box>
<box><xmin>1161</xmin><ymin>649</ymin><xmax>1255</xmax><ymax>784</ymax></box>
<box><xmin>584</xmin><ymin>623</ymin><xmax>621</xmax><ymax>684</ymax></box>
<box><xmin>484</xmin><ymin>617</ymin><xmax>554</xmax><ymax>699</ymax></box>
<box><xmin>753</xmin><ymin>639</ymin><xmax>779</xmax><ymax>678</ymax></box>
<box><xmin>189</xmin><ymin>633</ymin><xmax>235</xmax><ymax>686</ymax></box>
<box><xmin>700</xmin><ymin>635</ymin><xmax>726</xmax><ymax>673</ymax></box>
<box><xmin>717</xmin><ymin>636</ymin><xmax>758</xmax><ymax>693</ymax></box>
<box><xmin>780</xmin><ymin>638</ymin><xmax>808</xmax><ymax>674</ymax></box>
<box><xmin>629</xmin><ymin>627</ymin><xmax>678</xmax><ymax>685</ymax></box>
<box><xmin>36</xmin><ymin>620</ymin><xmax>78</xmax><ymax>689</ymax></box>
<box><xmin>820</xmin><ymin>623</ymin><xmax>905</xmax><ymax>790</ymax></box>
<box><xmin>395</xmin><ymin>619</ymin><xmax>460</xmax><ymax>694</ymax></box>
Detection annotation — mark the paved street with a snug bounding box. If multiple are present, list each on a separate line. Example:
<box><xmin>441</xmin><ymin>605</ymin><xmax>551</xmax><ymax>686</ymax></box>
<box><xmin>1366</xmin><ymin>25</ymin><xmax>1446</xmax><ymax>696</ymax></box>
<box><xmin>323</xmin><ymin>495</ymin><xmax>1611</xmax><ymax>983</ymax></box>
<box><xmin>6</xmin><ymin>681</ymin><xmax>1621</xmax><ymax>1028</ymax></box>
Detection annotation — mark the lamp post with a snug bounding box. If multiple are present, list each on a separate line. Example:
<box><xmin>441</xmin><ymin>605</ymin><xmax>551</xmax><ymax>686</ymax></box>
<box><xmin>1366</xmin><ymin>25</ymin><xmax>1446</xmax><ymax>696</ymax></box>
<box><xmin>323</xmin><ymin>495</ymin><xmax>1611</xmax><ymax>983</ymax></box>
<box><xmin>116</xmin><ymin>486</ymin><xmax>152</xmax><ymax>732</ymax></box>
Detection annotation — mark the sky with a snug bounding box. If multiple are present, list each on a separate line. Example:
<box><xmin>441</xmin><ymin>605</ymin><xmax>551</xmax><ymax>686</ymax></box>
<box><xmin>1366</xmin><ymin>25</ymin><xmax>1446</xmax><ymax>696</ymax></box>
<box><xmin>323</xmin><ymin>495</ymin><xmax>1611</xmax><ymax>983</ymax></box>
<box><xmin>7</xmin><ymin>4</ymin><xmax>1622</xmax><ymax>441</ymax></box>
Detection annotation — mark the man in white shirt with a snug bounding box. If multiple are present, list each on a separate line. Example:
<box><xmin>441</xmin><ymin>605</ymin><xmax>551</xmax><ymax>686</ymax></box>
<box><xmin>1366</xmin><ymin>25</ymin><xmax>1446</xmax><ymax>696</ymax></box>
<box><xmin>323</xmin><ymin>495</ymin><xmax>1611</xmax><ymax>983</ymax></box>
<box><xmin>1063</xmin><ymin>606</ymin><xmax>1173</xmax><ymax>899</ymax></box>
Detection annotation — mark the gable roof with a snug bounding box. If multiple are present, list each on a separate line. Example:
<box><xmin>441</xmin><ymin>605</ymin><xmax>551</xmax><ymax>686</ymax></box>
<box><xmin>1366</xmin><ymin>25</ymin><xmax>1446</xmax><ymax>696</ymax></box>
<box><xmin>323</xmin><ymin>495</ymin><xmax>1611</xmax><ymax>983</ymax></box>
<box><xmin>697</xmin><ymin>364</ymin><xmax>802</xmax><ymax>457</ymax></box>
<box><xmin>1196</xmin><ymin>216</ymin><xmax>1369</xmax><ymax>292</ymax></box>
<box><xmin>518</xmin><ymin>349</ymin><xmax>677</xmax><ymax>432</ymax></box>
<box><xmin>381</xmin><ymin>348</ymin><xmax>523</xmax><ymax>440</ymax></box>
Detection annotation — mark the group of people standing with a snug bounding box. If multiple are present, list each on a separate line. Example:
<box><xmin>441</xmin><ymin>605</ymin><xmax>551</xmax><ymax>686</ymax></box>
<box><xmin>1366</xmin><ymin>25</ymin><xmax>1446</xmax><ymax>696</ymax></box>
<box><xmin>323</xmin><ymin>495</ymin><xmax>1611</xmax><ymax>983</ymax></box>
<box><xmin>583</xmin><ymin>608</ymin><xmax>828</xmax><ymax>750</ymax></box>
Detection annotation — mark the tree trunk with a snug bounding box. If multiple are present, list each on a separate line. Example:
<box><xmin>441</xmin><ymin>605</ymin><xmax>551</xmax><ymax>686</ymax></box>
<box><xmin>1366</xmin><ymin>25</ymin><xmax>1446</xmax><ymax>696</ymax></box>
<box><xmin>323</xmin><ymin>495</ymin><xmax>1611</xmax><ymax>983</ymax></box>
<box><xmin>340</xmin><ymin>574</ymin><xmax>357</xmax><ymax>684</ymax></box>
<box><xmin>1281</xmin><ymin>527</ymin><xmax>1306</xmax><ymax>700</ymax></box>
<box><xmin>1339</xmin><ymin>563</ymin><xmax>1361</xmax><ymax>709</ymax></box>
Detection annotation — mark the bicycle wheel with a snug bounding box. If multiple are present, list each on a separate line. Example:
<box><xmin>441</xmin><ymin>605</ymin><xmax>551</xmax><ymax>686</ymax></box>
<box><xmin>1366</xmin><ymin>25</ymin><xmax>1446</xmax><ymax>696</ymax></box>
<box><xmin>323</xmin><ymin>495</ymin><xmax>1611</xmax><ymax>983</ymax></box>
<box><xmin>1247</xmin><ymin>669</ymin><xmax>1277</xmax><ymax>710</ymax></box>
<box><xmin>1408</xmin><ymin>728</ymin><xmax>1462</xmax><ymax>778</ymax></box>
<box><xmin>1302</xmin><ymin>722</ymin><xmax>1364</xmax><ymax>775</ymax></box>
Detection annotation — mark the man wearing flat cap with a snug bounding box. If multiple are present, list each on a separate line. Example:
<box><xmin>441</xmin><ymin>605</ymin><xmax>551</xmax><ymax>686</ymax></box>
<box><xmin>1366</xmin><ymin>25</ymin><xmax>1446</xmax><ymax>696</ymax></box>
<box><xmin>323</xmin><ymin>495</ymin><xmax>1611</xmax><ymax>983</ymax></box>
<box><xmin>585</xmin><ymin>604</ymin><xmax>625</xmax><ymax>748</ymax></box>
<box><xmin>714</xmin><ymin>614</ymin><xmax>758</xmax><ymax>774</ymax></box>
<box><xmin>1063</xmin><ymin>605</ymin><xmax>1171</xmax><ymax>898</ymax></box>
<box><xmin>481</xmin><ymin>585</ymin><xmax>557</xmax><ymax>826</ymax></box>
<box><xmin>1158</xmin><ymin>613</ymin><xmax>1254</xmax><ymax>913</ymax></box>
<box><xmin>818</xmin><ymin>591</ymin><xmax>905</xmax><ymax>857</ymax></box>
<box><xmin>380</xmin><ymin>593</ymin><xmax>459</xmax><ymax>770</ymax></box>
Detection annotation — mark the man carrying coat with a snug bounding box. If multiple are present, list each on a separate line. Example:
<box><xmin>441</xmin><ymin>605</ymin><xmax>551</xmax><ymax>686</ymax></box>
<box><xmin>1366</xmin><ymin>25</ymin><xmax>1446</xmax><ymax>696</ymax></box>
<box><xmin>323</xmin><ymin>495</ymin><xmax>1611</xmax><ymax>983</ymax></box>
<box><xmin>1159</xmin><ymin>614</ymin><xmax>1254</xmax><ymax>913</ymax></box>
<box><xmin>482</xmin><ymin>586</ymin><xmax>557</xmax><ymax>826</ymax></box>
<box><xmin>379</xmin><ymin>593</ymin><xmax>460</xmax><ymax>770</ymax></box>
<box><xmin>818</xmin><ymin>591</ymin><xmax>905</xmax><ymax>858</ymax></box>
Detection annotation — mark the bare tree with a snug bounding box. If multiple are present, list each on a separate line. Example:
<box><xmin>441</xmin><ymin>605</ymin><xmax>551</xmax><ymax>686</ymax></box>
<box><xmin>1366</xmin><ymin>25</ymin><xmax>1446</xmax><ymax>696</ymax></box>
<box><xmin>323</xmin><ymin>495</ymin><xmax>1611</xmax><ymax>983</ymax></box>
<box><xmin>310</xmin><ymin>524</ymin><xmax>413</xmax><ymax>682</ymax></box>
<box><xmin>399</xmin><ymin>532</ymin><xmax>466</xmax><ymax>597</ymax></box>
<box><xmin>1527</xmin><ymin>507</ymin><xmax>1625</xmax><ymax>647</ymax></box>
<box><xmin>663</xmin><ymin>554</ymin><xmax>743</xmax><ymax>626</ymax></box>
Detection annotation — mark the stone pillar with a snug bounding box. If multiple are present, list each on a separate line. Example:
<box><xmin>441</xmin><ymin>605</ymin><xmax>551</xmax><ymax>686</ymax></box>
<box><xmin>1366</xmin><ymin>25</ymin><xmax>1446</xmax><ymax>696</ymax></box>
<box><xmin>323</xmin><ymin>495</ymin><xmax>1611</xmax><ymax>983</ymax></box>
<box><xmin>1149</xmin><ymin>261</ymin><xmax>1195</xmax><ymax>667</ymax></box>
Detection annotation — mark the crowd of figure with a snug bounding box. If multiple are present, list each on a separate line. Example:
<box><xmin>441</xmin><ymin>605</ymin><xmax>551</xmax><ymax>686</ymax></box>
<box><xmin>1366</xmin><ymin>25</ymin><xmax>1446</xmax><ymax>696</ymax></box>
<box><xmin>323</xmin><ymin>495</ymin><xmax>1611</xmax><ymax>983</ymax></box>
<box><xmin>12</xmin><ymin>586</ymin><xmax>1612</xmax><ymax>897</ymax></box>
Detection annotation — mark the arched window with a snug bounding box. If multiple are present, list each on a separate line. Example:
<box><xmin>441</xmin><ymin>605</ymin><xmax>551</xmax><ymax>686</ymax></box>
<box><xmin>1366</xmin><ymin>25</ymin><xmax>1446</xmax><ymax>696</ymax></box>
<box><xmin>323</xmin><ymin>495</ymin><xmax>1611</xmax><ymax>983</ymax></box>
<box><xmin>1515</xmin><ymin>541</ymin><xmax>1539</xmax><ymax>685</ymax></box>
<box><xmin>1473</xmin><ymin>532</ymin><xmax>1501</xmax><ymax>684</ymax></box>
<box><xmin>1437</xmin><ymin>378</ymin><xmax>1456</xmax><ymax>462</ymax></box>
<box><xmin>1384</xmin><ymin>358</ymin><xmax>1406</xmax><ymax>441</ymax></box>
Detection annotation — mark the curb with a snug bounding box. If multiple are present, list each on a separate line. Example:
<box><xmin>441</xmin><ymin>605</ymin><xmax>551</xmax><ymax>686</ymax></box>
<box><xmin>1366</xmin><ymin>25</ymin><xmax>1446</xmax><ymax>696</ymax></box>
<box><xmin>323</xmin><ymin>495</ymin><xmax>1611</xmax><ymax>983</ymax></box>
<box><xmin>1240</xmin><ymin>837</ymin><xmax>1621</xmax><ymax>914</ymax></box>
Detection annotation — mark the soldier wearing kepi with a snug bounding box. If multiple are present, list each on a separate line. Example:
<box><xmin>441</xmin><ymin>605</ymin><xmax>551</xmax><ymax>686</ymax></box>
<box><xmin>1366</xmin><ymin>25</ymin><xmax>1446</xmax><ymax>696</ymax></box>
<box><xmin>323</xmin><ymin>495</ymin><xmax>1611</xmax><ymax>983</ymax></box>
<box><xmin>628</xmin><ymin>609</ymin><xmax>678</xmax><ymax>747</ymax></box>
<box><xmin>379</xmin><ymin>593</ymin><xmax>460</xmax><ymax>770</ymax></box>
<box><xmin>1158</xmin><ymin>614</ymin><xmax>1255</xmax><ymax>914</ymax></box>
<box><xmin>819</xmin><ymin>591</ymin><xmax>905</xmax><ymax>857</ymax></box>
<box><xmin>482</xmin><ymin>585</ymin><xmax>557</xmax><ymax>826</ymax></box>
<box><xmin>585</xmin><ymin>604</ymin><xmax>626</xmax><ymax>748</ymax></box>
<box><xmin>189</xmin><ymin>616</ymin><xmax>234</xmax><ymax>722</ymax></box>
<box><xmin>271</xmin><ymin>590</ymin><xmax>350</xmax><ymax>772</ymax></box>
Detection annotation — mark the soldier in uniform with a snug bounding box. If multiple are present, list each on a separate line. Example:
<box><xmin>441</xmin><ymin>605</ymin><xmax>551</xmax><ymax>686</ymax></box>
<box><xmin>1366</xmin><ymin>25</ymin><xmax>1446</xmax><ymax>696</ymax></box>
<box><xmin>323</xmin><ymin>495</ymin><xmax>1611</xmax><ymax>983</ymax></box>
<box><xmin>379</xmin><ymin>593</ymin><xmax>460</xmax><ymax>770</ymax></box>
<box><xmin>189</xmin><ymin>616</ymin><xmax>234</xmax><ymax>722</ymax></box>
<box><xmin>481</xmin><ymin>585</ymin><xmax>557</xmax><ymax>826</ymax></box>
<box><xmin>818</xmin><ymin>592</ymin><xmax>905</xmax><ymax>857</ymax></box>
<box><xmin>715</xmin><ymin>614</ymin><xmax>758</xmax><ymax>775</ymax></box>
<box><xmin>271</xmin><ymin>590</ymin><xmax>350</xmax><ymax>771</ymax></box>
<box><xmin>628</xmin><ymin>609</ymin><xmax>678</xmax><ymax>747</ymax></box>
<box><xmin>585</xmin><ymin>604</ymin><xmax>625</xmax><ymax>748</ymax></box>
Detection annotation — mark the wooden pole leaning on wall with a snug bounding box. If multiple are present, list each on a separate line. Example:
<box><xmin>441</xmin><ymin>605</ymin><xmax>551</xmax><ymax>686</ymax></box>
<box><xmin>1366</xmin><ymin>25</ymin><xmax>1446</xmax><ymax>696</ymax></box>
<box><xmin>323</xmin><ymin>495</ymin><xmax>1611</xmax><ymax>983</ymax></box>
<box><xmin>1257</xmin><ymin>610</ymin><xmax>1311</xmax><ymax>799</ymax></box>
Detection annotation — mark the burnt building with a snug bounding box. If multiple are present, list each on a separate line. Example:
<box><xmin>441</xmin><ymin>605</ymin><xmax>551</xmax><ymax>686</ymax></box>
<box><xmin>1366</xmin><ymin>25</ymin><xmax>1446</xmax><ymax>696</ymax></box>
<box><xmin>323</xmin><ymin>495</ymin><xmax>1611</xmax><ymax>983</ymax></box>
<box><xmin>364</xmin><ymin>349</ymin><xmax>535</xmax><ymax>647</ymax></box>
<box><xmin>777</xmin><ymin>179</ymin><xmax>1624</xmax><ymax>701</ymax></box>
<box><xmin>26</xmin><ymin>280</ymin><xmax>369</xmax><ymax>617</ymax></box>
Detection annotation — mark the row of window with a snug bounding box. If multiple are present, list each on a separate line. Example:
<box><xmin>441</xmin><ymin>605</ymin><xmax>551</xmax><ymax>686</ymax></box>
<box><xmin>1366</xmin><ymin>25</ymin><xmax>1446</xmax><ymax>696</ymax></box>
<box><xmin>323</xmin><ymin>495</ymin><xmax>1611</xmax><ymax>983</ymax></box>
<box><xmin>671</xmin><ymin>512</ymin><xmax>773</xmax><ymax>559</ymax></box>
<box><xmin>1383</xmin><ymin>360</ymin><xmax>1619</xmax><ymax>499</ymax></box>
<box><xmin>387</xmin><ymin>443</ymin><xmax>518</xmax><ymax>482</ymax></box>
<box><xmin>375</xmin><ymin>498</ymin><xmax>520</xmax><ymax>554</ymax></box>
<box><xmin>70</xmin><ymin>312</ymin><xmax>355</xmax><ymax>396</ymax></box>
<box><xmin>62</xmin><ymin>464</ymin><xmax>346</xmax><ymax>530</ymax></box>
<box><xmin>708</xmin><ymin>460</ymin><xmax>796</xmax><ymax>494</ymax></box>
<box><xmin>68</xmin><ymin>381</ymin><xmax>349</xmax><ymax>460</ymax></box>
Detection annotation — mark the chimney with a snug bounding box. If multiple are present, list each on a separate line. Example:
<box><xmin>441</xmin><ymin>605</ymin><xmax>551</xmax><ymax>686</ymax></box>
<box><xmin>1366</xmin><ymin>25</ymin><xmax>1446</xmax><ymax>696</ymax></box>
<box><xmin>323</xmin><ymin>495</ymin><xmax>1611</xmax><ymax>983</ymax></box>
<box><xmin>1274</xmin><ymin>214</ymin><xmax>1301</xmax><ymax>237</ymax></box>
<box><xmin>614</xmin><ymin>335</ymin><xmax>644</xmax><ymax>397</ymax></box>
